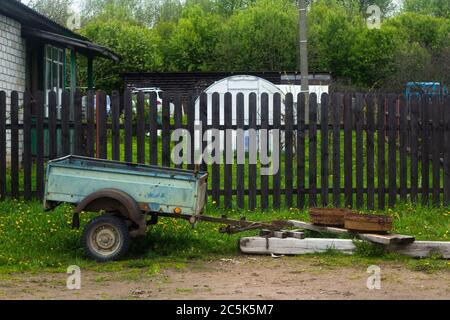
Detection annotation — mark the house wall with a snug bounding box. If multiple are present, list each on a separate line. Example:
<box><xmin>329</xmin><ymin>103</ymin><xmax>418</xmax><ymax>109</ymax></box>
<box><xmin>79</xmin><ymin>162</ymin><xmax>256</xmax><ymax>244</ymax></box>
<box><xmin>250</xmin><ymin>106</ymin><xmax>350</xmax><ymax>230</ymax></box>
<box><xmin>0</xmin><ymin>14</ymin><xmax>26</xmax><ymax>163</ymax></box>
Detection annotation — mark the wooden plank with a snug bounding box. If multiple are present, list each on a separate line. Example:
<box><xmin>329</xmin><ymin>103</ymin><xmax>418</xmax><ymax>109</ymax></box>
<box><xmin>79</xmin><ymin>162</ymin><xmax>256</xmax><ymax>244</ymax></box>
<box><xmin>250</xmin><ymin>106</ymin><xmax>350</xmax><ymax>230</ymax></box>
<box><xmin>332</xmin><ymin>93</ymin><xmax>342</xmax><ymax>207</ymax></box>
<box><xmin>297</xmin><ymin>93</ymin><xmax>306</xmax><ymax>208</ymax></box>
<box><xmin>377</xmin><ymin>94</ymin><xmax>386</xmax><ymax>209</ymax></box>
<box><xmin>149</xmin><ymin>92</ymin><xmax>158</xmax><ymax>165</ymax></box>
<box><xmin>224</xmin><ymin>93</ymin><xmax>233</xmax><ymax>208</ymax></box>
<box><xmin>388</xmin><ymin>241</ymin><xmax>450</xmax><ymax>259</ymax></box>
<box><xmin>320</xmin><ymin>93</ymin><xmax>329</xmax><ymax>207</ymax></box>
<box><xmin>284</xmin><ymin>93</ymin><xmax>294</xmax><ymax>208</ymax></box>
<box><xmin>0</xmin><ymin>91</ymin><xmax>5</xmax><ymax>199</ymax></box>
<box><xmin>260</xmin><ymin>93</ymin><xmax>269</xmax><ymax>210</ymax></box>
<box><xmin>273</xmin><ymin>93</ymin><xmax>281</xmax><ymax>208</ymax></box>
<box><xmin>248</xmin><ymin>92</ymin><xmax>257</xmax><ymax>210</ymax></box>
<box><xmin>240</xmin><ymin>237</ymin><xmax>356</xmax><ymax>255</ymax></box>
<box><xmin>355</xmin><ymin>93</ymin><xmax>364</xmax><ymax>209</ymax></box>
<box><xmin>287</xmin><ymin>220</ymin><xmax>348</xmax><ymax>235</ymax></box>
<box><xmin>136</xmin><ymin>91</ymin><xmax>145</xmax><ymax>164</ymax></box>
<box><xmin>10</xmin><ymin>91</ymin><xmax>19</xmax><ymax>197</ymax></box>
<box><xmin>357</xmin><ymin>233</ymin><xmax>415</xmax><ymax>246</ymax></box>
<box><xmin>173</xmin><ymin>93</ymin><xmax>183</xmax><ymax>169</ymax></box>
<box><xmin>61</xmin><ymin>91</ymin><xmax>70</xmax><ymax>156</ymax></box>
<box><xmin>111</xmin><ymin>91</ymin><xmax>121</xmax><ymax>161</ymax></box>
<box><xmin>260</xmin><ymin>229</ymin><xmax>305</xmax><ymax>239</ymax></box>
<box><xmin>212</xmin><ymin>92</ymin><xmax>221</xmax><ymax>206</ymax></box>
<box><xmin>410</xmin><ymin>95</ymin><xmax>419</xmax><ymax>202</ymax></box>
<box><xmin>344</xmin><ymin>93</ymin><xmax>353</xmax><ymax>208</ymax></box>
<box><xmin>421</xmin><ymin>96</ymin><xmax>430</xmax><ymax>205</ymax></box>
<box><xmin>35</xmin><ymin>91</ymin><xmax>45</xmax><ymax>199</ymax></box>
<box><xmin>74</xmin><ymin>90</ymin><xmax>83</xmax><ymax>156</ymax></box>
<box><xmin>431</xmin><ymin>95</ymin><xmax>441</xmax><ymax>206</ymax></box>
<box><xmin>187</xmin><ymin>93</ymin><xmax>195</xmax><ymax>170</ymax></box>
<box><xmin>399</xmin><ymin>94</ymin><xmax>407</xmax><ymax>202</ymax></box>
<box><xmin>123</xmin><ymin>89</ymin><xmax>133</xmax><ymax>163</ymax></box>
<box><xmin>236</xmin><ymin>92</ymin><xmax>245</xmax><ymax>209</ymax></box>
<box><xmin>162</xmin><ymin>92</ymin><xmax>171</xmax><ymax>167</ymax></box>
<box><xmin>366</xmin><ymin>94</ymin><xmax>375</xmax><ymax>210</ymax></box>
<box><xmin>23</xmin><ymin>92</ymin><xmax>32</xmax><ymax>200</ymax></box>
<box><xmin>199</xmin><ymin>92</ymin><xmax>208</xmax><ymax>173</ymax></box>
<box><xmin>388</xmin><ymin>94</ymin><xmax>397</xmax><ymax>207</ymax></box>
<box><xmin>309</xmin><ymin>93</ymin><xmax>318</xmax><ymax>207</ymax></box>
<box><xmin>444</xmin><ymin>95</ymin><xmax>450</xmax><ymax>205</ymax></box>
<box><xmin>85</xmin><ymin>90</ymin><xmax>95</xmax><ymax>158</ymax></box>
<box><xmin>48</xmin><ymin>91</ymin><xmax>57</xmax><ymax>160</ymax></box>
<box><xmin>96</xmin><ymin>91</ymin><xmax>107</xmax><ymax>159</ymax></box>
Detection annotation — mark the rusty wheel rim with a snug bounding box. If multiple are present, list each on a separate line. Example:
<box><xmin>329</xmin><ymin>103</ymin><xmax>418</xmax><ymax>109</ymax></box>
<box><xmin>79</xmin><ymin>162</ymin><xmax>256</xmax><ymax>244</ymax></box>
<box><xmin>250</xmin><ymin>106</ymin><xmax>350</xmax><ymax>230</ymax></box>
<box><xmin>90</xmin><ymin>223</ymin><xmax>121</xmax><ymax>257</ymax></box>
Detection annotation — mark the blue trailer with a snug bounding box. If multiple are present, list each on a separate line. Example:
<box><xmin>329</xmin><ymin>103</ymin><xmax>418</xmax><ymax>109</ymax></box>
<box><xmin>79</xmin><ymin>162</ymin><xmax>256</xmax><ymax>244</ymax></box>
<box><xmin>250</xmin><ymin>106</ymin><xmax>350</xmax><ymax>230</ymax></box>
<box><xmin>44</xmin><ymin>155</ymin><xmax>283</xmax><ymax>261</ymax></box>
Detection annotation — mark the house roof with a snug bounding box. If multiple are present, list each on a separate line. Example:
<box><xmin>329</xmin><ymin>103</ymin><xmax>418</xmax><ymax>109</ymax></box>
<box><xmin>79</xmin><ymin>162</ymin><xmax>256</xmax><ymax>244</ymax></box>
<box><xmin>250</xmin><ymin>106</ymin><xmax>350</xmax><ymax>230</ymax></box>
<box><xmin>0</xmin><ymin>0</ymin><xmax>119</xmax><ymax>61</ymax></box>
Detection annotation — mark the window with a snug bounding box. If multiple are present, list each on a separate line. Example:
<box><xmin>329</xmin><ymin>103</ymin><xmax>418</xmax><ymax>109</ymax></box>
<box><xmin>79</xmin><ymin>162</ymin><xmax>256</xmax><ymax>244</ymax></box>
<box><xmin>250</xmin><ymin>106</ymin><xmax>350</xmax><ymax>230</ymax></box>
<box><xmin>44</xmin><ymin>45</ymin><xmax>65</xmax><ymax>114</ymax></box>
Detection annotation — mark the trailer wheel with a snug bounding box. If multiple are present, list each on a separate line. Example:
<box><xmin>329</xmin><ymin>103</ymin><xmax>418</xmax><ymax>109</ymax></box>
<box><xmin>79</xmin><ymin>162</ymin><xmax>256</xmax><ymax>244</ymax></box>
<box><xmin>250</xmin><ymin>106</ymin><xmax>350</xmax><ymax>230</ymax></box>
<box><xmin>82</xmin><ymin>215</ymin><xmax>130</xmax><ymax>262</ymax></box>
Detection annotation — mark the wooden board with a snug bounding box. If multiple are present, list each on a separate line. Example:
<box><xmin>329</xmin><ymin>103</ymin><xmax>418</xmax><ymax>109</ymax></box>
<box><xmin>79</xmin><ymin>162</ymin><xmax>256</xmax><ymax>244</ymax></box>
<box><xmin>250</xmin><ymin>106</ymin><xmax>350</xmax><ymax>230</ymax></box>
<box><xmin>287</xmin><ymin>220</ymin><xmax>414</xmax><ymax>246</ymax></box>
<box><xmin>240</xmin><ymin>237</ymin><xmax>356</xmax><ymax>255</ymax></box>
<box><xmin>388</xmin><ymin>241</ymin><xmax>450</xmax><ymax>259</ymax></box>
<box><xmin>240</xmin><ymin>237</ymin><xmax>450</xmax><ymax>259</ymax></box>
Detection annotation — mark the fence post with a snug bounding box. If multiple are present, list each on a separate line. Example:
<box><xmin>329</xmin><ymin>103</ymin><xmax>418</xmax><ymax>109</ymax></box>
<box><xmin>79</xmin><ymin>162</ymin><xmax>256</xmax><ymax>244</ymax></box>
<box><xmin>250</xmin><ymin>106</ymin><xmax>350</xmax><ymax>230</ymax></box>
<box><xmin>0</xmin><ymin>91</ymin><xmax>5</xmax><ymax>200</ymax></box>
<box><xmin>399</xmin><ymin>94</ymin><xmax>408</xmax><ymax>202</ymax></box>
<box><xmin>332</xmin><ymin>93</ymin><xmax>342</xmax><ymax>208</ymax></box>
<box><xmin>344</xmin><ymin>93</ymin><xmax>353</xmax><ymax>208</ymax></box>
<box><xmin>96</xmin><ymin>91</ymin><xmax>107</xmax><ymax>159</ymax></box>
<box><xmin>136</xmin><ymin>91</ymin><xmax>145</xmax><ymax>163</ymax></box>
<box><xmin>23</xmin><ymin>92</ymin><xmax>32</xmax><ymax>200</ymax></box>
<box><xmin>236</xmin><ymin>92</ymin><xmax>245</xmax><ymax>209</ymax></box>
<box><xmin>212</xmin><ymin>92</ymin><xmax>221</xmax><ymax>207</ymax></box>
<box><xmin>224</xmin><ymin>92</ymin><xmax>233</xmax><ymax>208</ymax></box>
<box><xmin>355</xmin><ymin>93</ymin><xmax>364</xmax><ymax>209</ymax></box>
<box><xmin>35</xmin><ymin>91</ymin><xmax>45</xmax><ymax>199</ymax></box>
<box><xmin>123</xmin><ymin>89</ymin><xmax>133</xmax><ymax>163</ymax></box>
<box><xmin>320</xmin><ymin>93</ymin><xmax>329</xmax><ymax>207</ymax></box>
<box><xmin>10</xmin><ymin>91</ymin><xmax>19</xmax><ymax>197</ymax></box>
<box><xmin>366</xmin><ymin>94</ymin><xmax>375</xmax><ymax>210</ymax></box>
<box><xmin>444</xmin><ymin>95</ymin><xmax>450</xmax><ymax>205</ymax></box>
<box><xmin>272</xmin><ymin>92</ymin><xmax>281</xmax><ymax>209</ymax></box>
<box><xmin>297</xmin><ymin>93</ymin><xmax>306</xmax><ymax>209</ymax></box>
<box><xmin>285</xmin><ymin>93</ymin><xmax>294</xmax><ymax>208</ymax></box>
<box><xmin>388</xmin><ymin>94</ymin><xmax>397</xmax><ymax>207</ymax></box>
<box><xmin>410</xmin><ymin>95</ymin><xmax>419</xmax><ymax>203</ymax></box>
<box><xmin>260</xmin><ymin>93</ymin><xmax>269</xmax><ymax>210</ymax></box>
<box><xmin>377</xmin><ymin>94</ymin><xmax>386</xmax><ymax>210</ymax></box>
<box><xmin>309</xmin><ymin>93</ymin><xmax>318</xmax><ymax>207</ymax></box>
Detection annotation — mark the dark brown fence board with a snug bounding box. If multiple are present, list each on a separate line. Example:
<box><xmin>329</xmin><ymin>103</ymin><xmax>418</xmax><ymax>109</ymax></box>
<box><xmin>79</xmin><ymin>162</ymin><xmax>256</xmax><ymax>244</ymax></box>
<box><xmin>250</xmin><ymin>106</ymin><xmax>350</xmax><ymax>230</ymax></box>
<box><xmin>285</xmin><ymin>93</ymin><xmax>294</xmax><ymax>208</ymax></box>
<box><xmin>123</xmin><ymin>90</ymin><xmax>133</xmax><ymax>162</ymax></box>
<box><xmin>149</xmin><ymin>92</ymin><xmax>158</xmax><ymax>165</ymax></box>
<box><xmin>309</xmin><ymin>93</ymin><xmax>318</xmax><ymax>207</ymax></box>
<box><xmin>410</xmin><ymin>95</ymin><xmax>419</xmax><ymax>202</ymax></box>
<box><xmin>248</xmin><ymin>93</ymin><xmax>257</xmax><ymax>210</ymax></box>
<box><xmin>444</xmin><ymin>95</ymin><xmax>450</xmax><ymax>205</ymax></box>
<box><xmin>377</xmin><ymin>94</ymin><xmax>386</xmax><ymax>210</ymax></box>
<box><xmin>297</xmin><ymin>93</ymin><xmax>306</xmax><ymax>208</ymax></box>
<box><xmin>355</xmin><ymin>93</ymin><xmax>364</xmax><ymax>209</ymax></box>
<box><xmin>399</xmin><ymin>95</ymin><xmax>407</xmax><ymax>202</ymax></box>
<box><xmin>421</xmin><ymin>97</ymin><xmax>430</xmax><ymax>205</ymax></box>
<box><xmin>173</xmin><ymin>93</ymin><xmax>183</xmax><ymax>169</ymax></box>
<box><xmin>344</xmin><ymin>93</ymin><xmax>353</xmax><ymax>208</ymax></box>
<box><xmin>23</xmin><ymin>92</ymin><xmax>32</xmax><ymax>199</ymax></box>
<box><xmin>366</xmin><ymin>94</ymin><xmax>375</xmax><ymax>210</ymax></box>
<box><xmin>35</xmin><ymin>91</ymin><xmax>45</xmax><ymax>199</ymax></box>
<box><xmin>111</xmin><ymin>91</ymin><xmax>121</xmax><ymax>161</ymax></box>
<box><xmin>199</xmin><ymin>93</ymin><xmax>208</xmax><ymax>173</ymax></box>
<box><xmin>96</xmin><ymin>91</ymin><xmax>107</xmax><ymax>159</ymax></box>
<box><xmin>0</xmin><ymin>91</ymin><xmax>5</xmax><ymax>199</ymax></box>
<box><xmin>10</xmin><ymin>91</ymin><xmax>19</xmax><ymax>197</ymax></box>
<box><xmin>48</xmin><ymin>91</ymin><xmax>57</xmax><ymax>160</ymax></box>
<box><xmin>224</xmin><ymin>92</ymin><xmax>233</xmax><ymax>208</ymax></box>
<box><xmin>388</xmin><ymin>94</ymin><xmax>397</xmax><ymax>207</ymax></box>
<box><xmin>432</xmin><ymin>95</ymin><xmax>441</xmax><ymax>206</ymax></box>
<box><xmin>187</xmin><ymin>94</ymin><xmax>195</xmax><ymax>170</ymax></box>
<box><xmin>61</xmin><ymin>91</ymin><xmax>70</xmax><ymax>156</ymax></box>
<box><xmin>136</xmin><ymin>91</ymin><xmax>146</xmax><ymax>164</ymax></box>
<box><xmin>320</xmin><ymin>93</ymin><xmax>329</xmax><ymax>207</ymax></box>
<box><xmin>212</xmin><ymin>92</ymin><xmax>221</xmax><ymax>206</ymax></box>
<box><xmin>332</xmin><ymin>93</ymin><xmax>342</xmax><ymax>207</ymax></box>
<box><xmin>273</xmin><ymin>93</ymin><xmax>281</xmax><ymax>209</ymax></box>
<box><xmin>162</xmin><ymin>92</ymin><xmax>171</xmax><ymax>167</ymax></box>
<box><xmin>236</xmin><ymin>92</ymin><xmax>245</xmax><ymax>208</ymax></box>
<box><xmin>260</xmin><ymin>93</ymin><xmax>269</xmax><ymax>210</ymax></box>
<box><xmin>86</xmin><ymin>90</ymin><xmax>95</xmax><ymax>158</ymax></box>
<box><xmin>74</xmin><ymin>91</ymin><xmax>83</xmax><ymax>156</ymax></box>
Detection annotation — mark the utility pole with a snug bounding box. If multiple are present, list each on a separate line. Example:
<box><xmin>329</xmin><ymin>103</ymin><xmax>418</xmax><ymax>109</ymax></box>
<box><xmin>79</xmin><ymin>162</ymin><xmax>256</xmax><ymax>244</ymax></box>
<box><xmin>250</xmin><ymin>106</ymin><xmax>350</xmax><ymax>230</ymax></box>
<box><xmin>299</xmin><ymin>0</ymin><xmax>309</xmax><ymax>94</ymax></box>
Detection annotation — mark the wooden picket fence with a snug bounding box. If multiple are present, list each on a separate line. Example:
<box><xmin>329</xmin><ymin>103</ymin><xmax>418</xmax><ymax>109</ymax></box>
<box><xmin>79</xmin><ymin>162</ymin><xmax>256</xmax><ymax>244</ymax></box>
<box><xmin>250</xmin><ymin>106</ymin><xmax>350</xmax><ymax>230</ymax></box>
<box><xmin>1</xmin><ymin>89</ymin><xmax>450</xmax><ymax>211</ymax></box>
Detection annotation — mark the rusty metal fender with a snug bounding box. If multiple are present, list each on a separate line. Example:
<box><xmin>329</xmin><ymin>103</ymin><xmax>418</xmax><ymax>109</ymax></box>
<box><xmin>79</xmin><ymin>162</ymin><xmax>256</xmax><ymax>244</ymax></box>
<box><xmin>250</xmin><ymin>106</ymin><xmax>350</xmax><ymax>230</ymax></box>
<box><xmin>74</xmin><ymin>188</ymin><xmax>147</xmax><ymax>237</ymax></box>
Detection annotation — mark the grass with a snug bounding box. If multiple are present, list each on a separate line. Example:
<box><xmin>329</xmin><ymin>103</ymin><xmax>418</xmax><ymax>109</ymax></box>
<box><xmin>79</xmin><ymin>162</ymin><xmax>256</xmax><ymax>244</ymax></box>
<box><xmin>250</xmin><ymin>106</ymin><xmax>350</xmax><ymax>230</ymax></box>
<box><xmin>0</xmin><ymin>198</ymin><xmax>449</xmax><ymax>274</ymax></box>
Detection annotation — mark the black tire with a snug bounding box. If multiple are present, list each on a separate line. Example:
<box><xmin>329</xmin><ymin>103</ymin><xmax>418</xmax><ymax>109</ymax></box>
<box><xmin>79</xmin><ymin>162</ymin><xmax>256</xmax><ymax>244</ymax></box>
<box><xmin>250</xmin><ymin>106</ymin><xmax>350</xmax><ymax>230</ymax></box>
<box><xmin>82</xmin><ymin>215</ymin><xmax>130</xmax><ymax>262</ymax></box>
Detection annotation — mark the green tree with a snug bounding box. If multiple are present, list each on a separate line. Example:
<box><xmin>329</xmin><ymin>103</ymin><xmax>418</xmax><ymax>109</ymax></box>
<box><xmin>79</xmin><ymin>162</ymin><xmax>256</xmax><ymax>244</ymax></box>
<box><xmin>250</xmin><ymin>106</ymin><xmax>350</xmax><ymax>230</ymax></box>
<box><xmin>79</xmin><ymin>19</ymin><xmax>163</xmax><ymax>90</ymax></box>
<box><xmin>25</xmin><ymin>0</ymin><xmax>74</xmax><ymax>26</ymax></box>
<box><xmin>403</xmin><ymin>0</ymin><xmax>450</xmax><ymax>19</ymax></box>
<box><xmin>163</xmin><ymin>4</ymin><xmax>224</xmax><ymax>71</ymax></box>
<box><xmin>217</xmin><ymin>0</ymin><xmax>298</xmax><ymax>71</ymax></box>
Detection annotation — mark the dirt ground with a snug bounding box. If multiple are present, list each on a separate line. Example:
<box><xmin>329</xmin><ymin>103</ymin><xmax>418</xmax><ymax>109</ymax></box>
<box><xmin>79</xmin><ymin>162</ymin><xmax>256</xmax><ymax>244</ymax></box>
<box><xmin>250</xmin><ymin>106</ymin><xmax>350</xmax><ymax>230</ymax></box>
<box><xmin>0</xmin><ymin>256</ymin><xmax>449</xmax><ymax>300</ymax></box>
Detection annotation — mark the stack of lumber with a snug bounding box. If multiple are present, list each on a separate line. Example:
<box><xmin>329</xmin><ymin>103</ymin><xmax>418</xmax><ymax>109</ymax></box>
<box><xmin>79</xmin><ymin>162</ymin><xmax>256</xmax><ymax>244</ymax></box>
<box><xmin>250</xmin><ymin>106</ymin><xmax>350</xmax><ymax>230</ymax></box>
<box><xmin>240</xmin><ymin>219</ymin><xmax>450</xmax><ymax>259</ymax></box>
